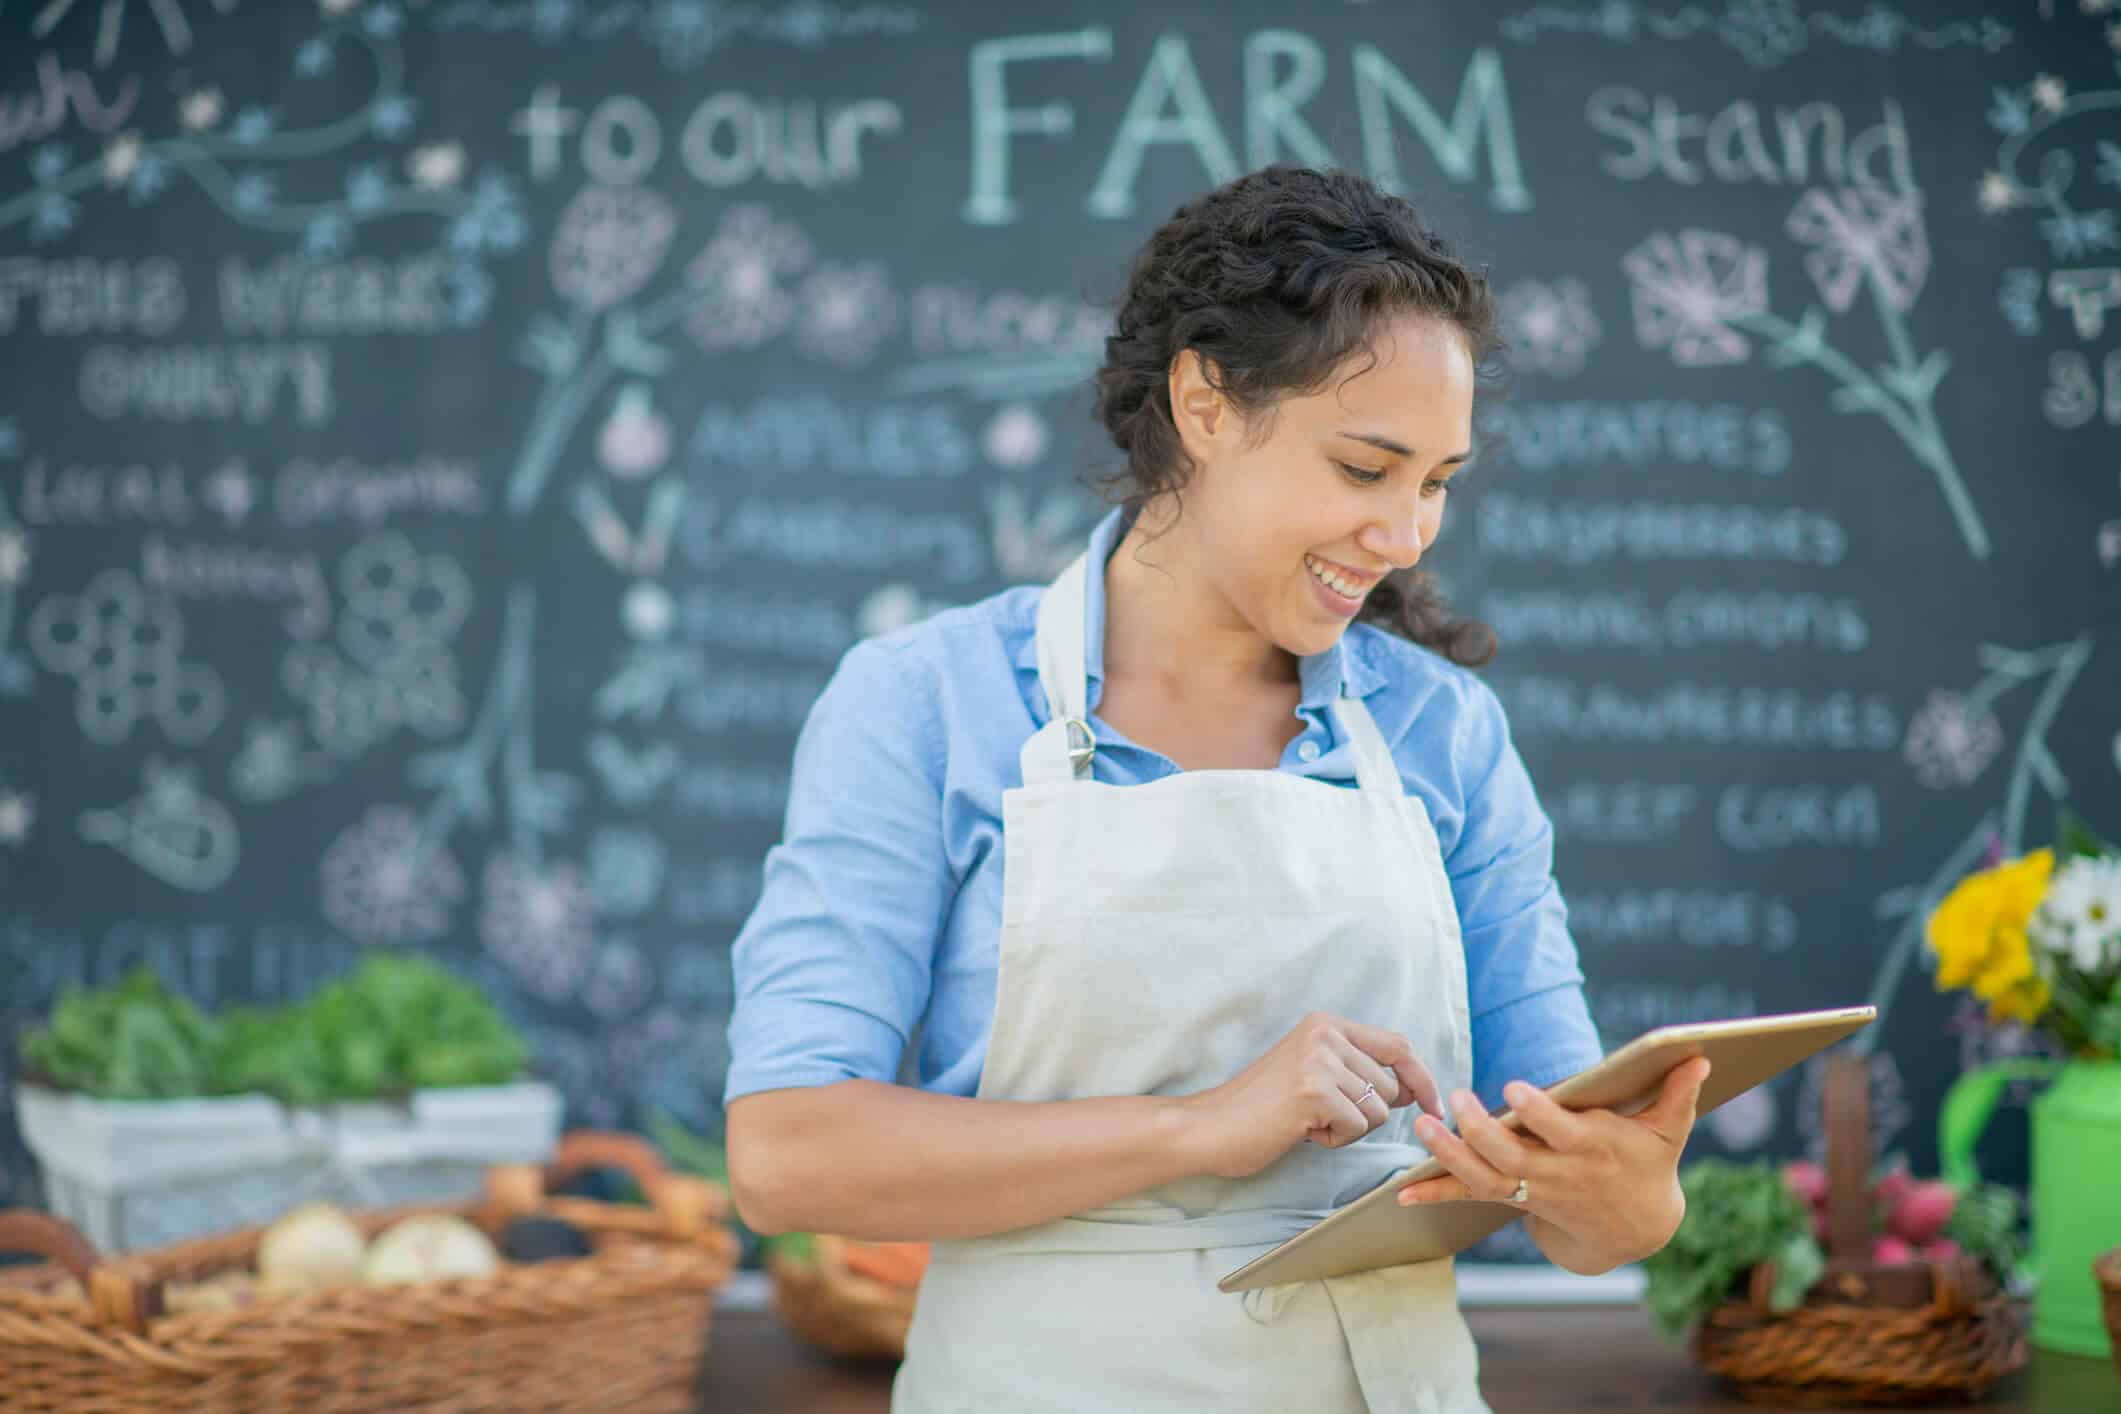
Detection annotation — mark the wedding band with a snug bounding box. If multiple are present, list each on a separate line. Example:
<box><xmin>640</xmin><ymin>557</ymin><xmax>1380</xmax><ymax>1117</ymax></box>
<box><xmin>1508</xmin><ymin>1177</ymin><xmax>1530</xmax><ymax>1206</ymax></box>
<box><xmin>1356</xmin><ymin>1082</ymin><xmax>1378</xmax><ymax>1107</ymax></box>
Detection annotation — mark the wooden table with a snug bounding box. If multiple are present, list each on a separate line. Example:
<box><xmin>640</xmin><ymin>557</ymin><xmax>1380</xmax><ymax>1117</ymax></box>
<box><xmin>692</xmin><ymin>1302</ymin><xmax>2118</xmax><ymax>1412</ymax></box>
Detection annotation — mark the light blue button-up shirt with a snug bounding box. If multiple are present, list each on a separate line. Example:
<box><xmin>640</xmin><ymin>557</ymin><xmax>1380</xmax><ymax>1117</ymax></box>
<box><xmin>724</xmin><ymin>506</ymin><xmax>1605</xmax><ymax>1117</ymax></box>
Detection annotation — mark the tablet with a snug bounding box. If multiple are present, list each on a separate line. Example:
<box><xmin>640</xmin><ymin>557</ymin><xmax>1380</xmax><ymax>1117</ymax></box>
<box><xmin>1216</xmin><ymin>1004</ymin><xmax>1877</xmax><ymax>1293</ymax></box>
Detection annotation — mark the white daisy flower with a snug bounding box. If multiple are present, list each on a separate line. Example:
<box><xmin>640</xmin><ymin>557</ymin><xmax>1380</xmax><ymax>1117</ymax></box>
<box><xmin>2032</xmin><ymin>854</ymin><xmax>2121</xmax><ymax>972</ymax></box>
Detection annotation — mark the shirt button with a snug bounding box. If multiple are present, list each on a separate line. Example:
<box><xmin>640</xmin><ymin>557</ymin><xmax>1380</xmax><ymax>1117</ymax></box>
<box><xmin>1298</xmin><ymin>739</ymin><xmax>1322</xmax><ymax>762</ymax></box>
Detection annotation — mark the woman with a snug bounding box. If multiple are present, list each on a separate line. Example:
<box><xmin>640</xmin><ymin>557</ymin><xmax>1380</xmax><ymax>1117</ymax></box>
<box><xmin>723</xmin><ymin>165</ymin><xmax>1712</xmax><ymax>1413</ymax></box>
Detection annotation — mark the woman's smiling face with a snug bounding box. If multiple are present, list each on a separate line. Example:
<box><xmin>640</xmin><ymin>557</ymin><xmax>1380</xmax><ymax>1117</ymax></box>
<box><xmin>1158</xmin><ymin>312</ymin><xmax>1477</xmax><ymax>661</ymax></box>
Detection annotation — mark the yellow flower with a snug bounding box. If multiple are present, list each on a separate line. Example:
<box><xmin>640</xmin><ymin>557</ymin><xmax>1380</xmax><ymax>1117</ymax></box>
<box><xmin>1927</xmin><ymin>882</ymin><xmax>1998</xmax><ymax>988</ymax></box>
<box><xmin>1927</xmin><ymin>849</ymin><xmax>2054</xmax><ymax>1020</ymax></box>
<box><xmin>1989</xmin><ymin>975</ymin><xmax>2051</xmax><ymax>1025</ymax></box>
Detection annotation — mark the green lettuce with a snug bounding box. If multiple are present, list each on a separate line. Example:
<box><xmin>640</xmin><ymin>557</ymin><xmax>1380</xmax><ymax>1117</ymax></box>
<box><xmin>18</xmin><ymin>954</ymin><xmax>528</xmax><ymax>1104</ymax></box>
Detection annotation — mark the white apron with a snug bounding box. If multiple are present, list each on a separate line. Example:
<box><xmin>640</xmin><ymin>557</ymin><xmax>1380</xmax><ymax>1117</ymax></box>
<box><xmin>890</xmin><ymin>549</ymin><xmax>1492</xmax><ymax>1414</ymax></box>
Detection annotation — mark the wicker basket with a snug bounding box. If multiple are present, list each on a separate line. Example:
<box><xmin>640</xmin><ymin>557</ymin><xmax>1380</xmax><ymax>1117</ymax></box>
<box><xmin>765</xmin><ymin>1232</ymin><xmax>924</xmax><ymax>1361</ymax></box>
<box><xmin>1691</xmin><ymin>1052</ymin><xmax>2028</xmax><ymax>1406</ymax></box>
<box><xmin>0</xmin><ymin>1130</ymin><xmax>740</xmax><ymax>1413</ymax></box>
<box><xmin>2097</xmin><ymin>1245</ymin><xmax>2121</xmax><ymax>1377</ymax></box>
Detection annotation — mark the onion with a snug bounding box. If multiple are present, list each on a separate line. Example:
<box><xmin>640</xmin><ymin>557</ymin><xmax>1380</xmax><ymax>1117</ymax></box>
<box><xmin>361</xmin><ymin>1214</ymin><xmax>501</xmax><ymax>1286</ymax></box>
<box><xmin>256</xmin><ymin>1202</ymin><xmax>368</xmax><ymax>1294</ymax></box>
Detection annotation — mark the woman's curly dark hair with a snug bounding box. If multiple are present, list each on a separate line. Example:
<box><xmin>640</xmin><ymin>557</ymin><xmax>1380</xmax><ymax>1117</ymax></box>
<box><xmin>1087</xmin><ymin>164</ymin><xmax>1507</xmax><ymax>668</ymax></box>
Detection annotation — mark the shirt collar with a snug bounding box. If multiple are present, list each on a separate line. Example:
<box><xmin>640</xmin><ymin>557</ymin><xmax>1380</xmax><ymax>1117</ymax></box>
<box><xmin>1013</xmin><ymin>505</ymin><xmax>1388</xmax><ymax>715</ymax></box>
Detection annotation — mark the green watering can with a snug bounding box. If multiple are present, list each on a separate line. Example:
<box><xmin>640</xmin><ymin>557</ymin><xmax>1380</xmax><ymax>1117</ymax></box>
<box><xmin>1938</xmin><ymin>1057</ymin><xmax>2121</xmax><ymax>1358</ymax></box>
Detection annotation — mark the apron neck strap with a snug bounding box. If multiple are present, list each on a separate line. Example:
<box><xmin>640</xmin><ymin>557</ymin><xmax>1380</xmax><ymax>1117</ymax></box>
<box><xmin>1021</xmin><ymin>551</ymin><xmax>1094</xmax><ymax>786</ymax></box>
<box><xmin>1327</xmin><ymin>694</ymin><xmax>1403</xmax><ymax>797</ymax></box>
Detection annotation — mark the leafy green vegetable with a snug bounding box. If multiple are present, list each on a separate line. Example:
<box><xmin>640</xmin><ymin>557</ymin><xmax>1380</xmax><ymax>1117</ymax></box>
<box><xmin>20</xmin><ymin>967</ymin><xmax>222</xmax><ymax>1100</ymax></box>
<box><xmin>1639</xmin><ymin>1158</ymin><xmax>1824</xmax><ymax>1342</ymax></box>
<box><xmin>17</xmin><ymin>954</ymin><xmax>529</xmax><ymax>1104</ymax></box>
<box><xmin>1944</xmin><ymin>1181</ymin><xmax>2026</xmax><ymax>1287</ymax></box>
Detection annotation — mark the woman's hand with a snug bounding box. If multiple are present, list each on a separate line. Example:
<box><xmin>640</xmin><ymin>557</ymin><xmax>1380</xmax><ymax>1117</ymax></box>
<box><xmin>1394</xmin><ymin>1057</ymin><xmax>1711</xmax><ymax>1276</ymax></box>
<box><xmin>1182</xmin><ymin>1012</ymin><xmax>1447</xmax><ymax>1181</ymax></box>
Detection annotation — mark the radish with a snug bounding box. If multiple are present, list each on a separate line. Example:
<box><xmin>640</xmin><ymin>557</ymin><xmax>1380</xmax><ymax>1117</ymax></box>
<box><xmin>1919</xmin><ymin>1238</ymin><xmax>1962</xmax><ymax>1263</ymax></box>
<box><xmin>1872</xmin><ymin>1235</ymin><xmax>1915</xmax><ymax>1266</ymax></box>
<box><xmin>1889</xmin><ymin>1180</ymin><xmax>1958</xmax><ymax>1244</ymax></box>
<box><xmin>1812</xmin><ymin>1208</ymin><xmax>1830</xmax><ymax>1242</ymax></box>
<box><xmin>1783</xmin><ymin>1160</ymin><xmax>1828</xmax><ymax>1208</ymax></box>
<box><xmin>1870</xmin><ymin>1162</ymin><xmax>1914</xmax><ymax>1210</ymax></box>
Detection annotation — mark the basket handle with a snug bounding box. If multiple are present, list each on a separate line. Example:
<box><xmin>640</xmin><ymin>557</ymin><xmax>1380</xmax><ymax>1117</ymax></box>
<box><xmin>484</xmin><ymin>1129</ymin><xmax>722</xmax><ymax>1236</ymax></box>
<box><xmin>1821</xmin><ymin>1051</ymin><xmax>1872</xmax><ymax>1266</ymax></box>
<box><xmin>0</xmin><ymin>1209</ymin><xmax>163</xmax><ymax>1333</ymax></box>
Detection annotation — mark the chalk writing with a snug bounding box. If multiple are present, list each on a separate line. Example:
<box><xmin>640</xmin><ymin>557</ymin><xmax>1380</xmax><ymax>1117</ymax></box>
<box><xmin>1476</xmin><ymin>492</ymin><xmax>1846</xmax><ymax>565</ymax></box>
<box><xmin>1485</xmin><ymin>400</ymin><xmax>1793</xmax><ymax>476</ymax></box>
<box><xmin>1481</xmin><ymin>589</ymin><xmax>1869</xmax><ymax>652</ymax></box>
<box><xmin>79</xmin><ymin>342</ymin><xmax>333</xmax><ymax>425</ymax></box>
<box><xmin>1568</xmin><ymin>890</ymin><xmax>1799</xmax><ymax>952</ymax></box>
<box><xmin>1548</xmin><ymin>782</ymin><xmax>1697</xmax><ymax>842</ymax></box>
<box><xmin>1492</xmin><ymin>676</ymin><xmax>1899</xmax><ymax>749</ymax></box>
<box><xmin>0</xmin><ymin>52</ymin><xmax>139</xmax><ymax>152</ymax></box>
<box><xmin>965</xmin><ymin>29</ymin><xmax>1530</xmax><ymax>223</ymax></box>
<box><xmin>510</xmin><ymin>83</ymin><xmax>902</xmax><ymax>189</ymax></box>
<box><xmin>1588</xmin><ymin>89</ymin><xmax>1914</xmax><ymax>191</ymax></box>
<box><xmin>1717</xmin><ymin>783</ymin><xmax>1884</xmax><ymax>851</ymax></box>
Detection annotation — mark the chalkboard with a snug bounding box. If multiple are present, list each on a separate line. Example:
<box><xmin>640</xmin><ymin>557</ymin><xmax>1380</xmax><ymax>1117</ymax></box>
<box><xmin>2</xmin><ymin>1</ymin><xmax>2116</xmax><ymax>1270</ymax></box>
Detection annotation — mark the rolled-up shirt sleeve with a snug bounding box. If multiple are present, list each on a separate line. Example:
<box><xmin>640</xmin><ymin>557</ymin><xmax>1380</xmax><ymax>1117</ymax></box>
<box><xmin>723</xmin><ymin>637</ymin><xmax>948</xmax><ymax>1104</ymax></box>
<box><xmin>1446</xmin><ymin>677</ymin><xmax>1606</xmax><ymax>1114</ymax></box>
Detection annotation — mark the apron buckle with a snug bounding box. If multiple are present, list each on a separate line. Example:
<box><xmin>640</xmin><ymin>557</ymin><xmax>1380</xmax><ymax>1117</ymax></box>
<box><xmin>1061</xmin><ymin>716</ymin><xmax>1097</xmax><ymax>773</ymax></box>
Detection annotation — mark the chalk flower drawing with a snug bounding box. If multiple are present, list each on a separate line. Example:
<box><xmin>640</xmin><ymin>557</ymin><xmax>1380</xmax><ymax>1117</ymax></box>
<box><xmin>0</xmin><ymin>11</ymin><xmax>526</xmax><ymax>274</ymax></box>
<box><xmin>793</xmin><ymin>259</ymin><xmax>900</xmax><ymax>367</ymax></box>
<box><xmin>683</xmin><ymin>202</ymin><xmax>816</xmax><ymax>351</ymax></box>
<box><xmin>1998</xmin><ymin>267</ymin><xmax>2043</xmax><ymax>334</ymax></box>
<box><xmin>1903</xmin><ymin>689</ymin><xmax>2006</xmax><ymax>789</ymax></box>
<box><xmin>320</xmin><ymin>805</ymin><xmax>464</xmax><ymax>945</ymax></box>
<box><xmin>1496</xmin><ymin>0</ymin><xmax>2013</xmax><ymax>68</ymax></box>
<box><xmin>1786</xmin><ymin>187</ymin><xmax>1928</xmax><ymax>315</ymax></box>
<box><xmin>425</xmin><ymin>0</ymin><xmax>927</xmax><ymax>69</ymax></box>
<box><xmin>407</xmin><ymin>140</ymin><xmax>466</xmax><ymax>190</ymax></box>
<box><xmin>1621</xmin><ymin>229</ymin><xmax>1769</xmax><ymax>365</ymax></box>
<box><xmin>1983</xmin><ymin>69</ymin><xmax>2121</xmax><ymax>261</ymax></box>
<box><xmin>479</xmin><ymin>851</ymin><xmax>596</xmax><ymax>1002</ymax></box>
<box><xmin>1863</xmin><ymin>637</ymin><xmax>2097</xmax><ymax>1041</ymax></box>
<box><xmin>1499</xmin><ymin>276</ymin><xmax>1602</xmax><ymax>377</ymax></box>
<box><xmin>1625</xmin><ymin>188</ymin><xmax>1985</xmax><ymax>559</ymax></box>
<box><xmin>551</xmin><ymin>184</ymin><xmax>679</xmax><ymax>313</ymax></box>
